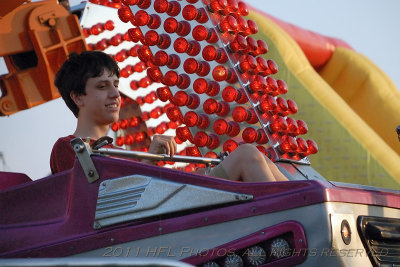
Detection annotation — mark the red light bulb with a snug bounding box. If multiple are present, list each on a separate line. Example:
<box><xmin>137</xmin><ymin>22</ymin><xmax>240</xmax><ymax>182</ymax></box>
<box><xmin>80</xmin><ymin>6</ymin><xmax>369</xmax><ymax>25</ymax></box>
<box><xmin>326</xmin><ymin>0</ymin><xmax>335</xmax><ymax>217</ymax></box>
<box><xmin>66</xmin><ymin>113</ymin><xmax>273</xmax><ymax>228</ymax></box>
<box><xmin>150</xmin><ymin>107</ymin><xmax>164</xmax><ymax>119</ymax></box>
<box><xmin>167</xmin><ymin>54</ymin><xmax>181</xmax><ymax>69</ymax></box>
<box><xmin>268</xmin><ymin>115</ymin><xmax>287</xmax><ymax>134</ymax></box>
<box><xmin>90</xmin><ymin>23</ymin><xmax>103</xmax><ymax>35</ymax></box>
<box><xmin>213</xmin><ymin>119</ymin><xmax>229</xmax><ymax>135</ymax></box>
<box><xmin>208</xmin><ymin>0</ymin><xmax>227</xmax><ymax>13</ymax></box>
<box><xmin>206</xmin><ymin>28</ymin><xmax>219</xmax><ymax>43</ymax></box>
<box><xmin>173</xmin><ymin>91</ymin><xmax>189</xmax><ymax>106</ymax></box>
<box><xmin>138</xmin><ymin>76</ymin><xmax>152</xmax><ymax>88</ymax></box>
<box><xmin>212</xmin><ymin>65</ymin><xmax>228</xmax><ymax>82</ymax></box>
<box><xmin>164</xmin><ymin>17</ymin><xmax>179</xmax><ymax>33</ymax></box>
<box><xmin>193</xmin><ymin>78</ymin><xmax>208</xmax><ymax>94</ymax></box>
<box><xmin>235</xmin><ymin>15</ymin><xmax>249</xmax><ymax>35</ymax></box>
<box><xmin>276</xmin><ymin>97</ymin><xmax>288</xmax><ymax>115</ymax></box>
<box><xmin>192</xmin><ymin>25</ymin><xmax>208</xmax><ymax>41</ymax></box>
<box><xmin>129</xmin><ymin>45</ymin><xmax>140</xmax><ymax>57</ymax></box>
<box><xmin>182</xmin><ymin>5</ymin><xmax>198</xmax><ymax>20</ymax></box>
<box><xmin>286</xmin><ymin>117</ymin><xmax>298</xmax><ymax>136</ymax></box>
<box><xmin>162</xmin><ymin>70</ymin><xmax>178</xmax><ymax>86</ymax></box>
<box><xmin>148</xmin><ymin>14</ymin><xmax>161</xmax><ymax>29</ymax></box>
<box><xmin>247</xmin><ymin>75</ymin><xmax>267</xmax><ymax>94</ymax></box>
<box><xmin>134</xmin><ymin>10</ymin><xmax>150</xmax><ymax>26</ymax></box>
<box><xmin>196</xmin><ymin>8</ymin><xmax>209</xmax><ymax>23</ymax></box>
<box><xmin>166</xmin><ymin>106</ymin><xmax>183</xmax><ymax>122</ymax></box>
<box><xmin>277</xmin><ymin>79</ymin><xmax>288</xmax><ymax>95</ymax></box>
<box><xmin>297</xmin><ymin>120</ymin><xmax>308</xmax><ymax>135</ymax></box>
<box><xmin>267</xmin><ymin>59</ymin><xmax>278</xmax><ymax>75</ymax></box>
<box><xmin>184</xmin><ymin>111</ymin><xmax>199</xmax><ymax>127</ymax></box>
<box><xmin>144</xmin><ymin>91</ymin><xmax>157</xmax><ymax>104</ymax></box>
<box><xmin>147</xmin><ymin>67</ymin><xmax>162</xmax><ymax>82</ymax></box>
<box><xmin>155</xmin><ymin>122</ymin><xmax>168</xmax><ymax>134</ymax></box>
<box><xmin>177</xmin><ymin>73</ymin><xmax>190</xmax><ymax>89</ymax></box>
<box><xmin>227</xmin><ymin>34</ymin><xmax>247</xmax><ymax>53</ymax></box>
<box><xmin>238</xmin><ymin>55</ymin><xmax>257</xmax><ymax>73</ymax></box>
<box><xmin>187</xmin><ymin>93</ymin><xmax>200</xmax><ymax>109</ymax></box>
<box><xmin>116</xmin><ymin>136</ymin><xmax>124</xmax><ymax>146</ymax></box>
<box><xmin>207</xmin><ymin>81</ymin><xmax>220</xmax><ymax>96</ymax></box>
<box><xmin>197</xmin><ymin>61</ymin><xmax>210</xmax><ymax>76</ymax></box>
<box><xmin>157</xmin><ymin>33</ymin><xmax>171</xmax><ymax>49</ymax></box>
<box><xmin>137</xmin><ymin>45</ymin><xmax>152</xmax><ymax>62</ymax></box>
<box><xmin>226</xmin><ymin>0</ymin><xmax>238</xmax><ymax>13</ymax></box>
<box><xmin>176</xmin><ymin>126</ymin><xmax>193</xmax><ymax>142</ymax></box>
<box><xmin>194</xmin><ymin>131</ymin><xmax>209</xmax><ymax>147</ymax></box>
<box><xmin>222</xmin><ymin>86</ymin><xmax>238</xmax><ymax>102</ymax></box>
<box><xmin>266</xmin><ymin>76</ymin><xmax>278</xmax><ymax>95</ymax></box>
<box><xmin>246</xmin><ymin>19</ymin><xmax>258</xmax><ymax>35</ymax></box>
<box><xmin>306</xmin><ymin>139</ymin><xmax>318</xmax><ymax>155</ymax></box>
<box><xmin>154</xmin><ymin>0</ymin><xmax>168</xmax><ymax>13</ymax></box>
<box><xmin>174</xmin><ymin>37</ymin><xmax>189</xmax><ymax>53</ymax></box>
<box><xmin>258</xmin><ymin>94</ymin><xmax>277</xmax><ymax>114</ymax></box>
<box><xmin>137</xmin><ymin>0</ymin><xmax>151</xmax><ymax>9</ymax></box>
<box><xmin>203</xmin><ymin>98</ymin><xmax>218</xmax><ymax>114</ymax></box>
<box><xmin>205</xmin><ymin>151</ymin><xmax>218</xmax><ymax>158</ymax></box>
<box><xmin>296</xmin><ymin>137</ymin><xmax>308</xmax><ymax>154</ymax></box>
<box><xmin>177</xmin><ymin>21</ymin><xmax>191</xmax><ymax>36</ymax></box>
<box><xmin>144</xmin><ymin>30</ymin><xmax>160</xmax><ymax>46</ymax></box>
<box><xmin>223</xmin><ymin>139</ymin><xmax>238</xmax><ymax>153</ymax></box>
<box><xmin>218</xmin><ymin>15</ymin><xmax>238</xmax><ymax>33</ymax></box>
<box><xmin>279</xmin><ymin>135</ymin><xmax>297</xmax><ymax>154</ymax></box>
<box><xmin>242</xmin><ymin>127</ymin><xmax>257</xmax><ymax>143</ymax></box>
<box><xmin>232</xmin><ymin>106</ymin><xmax>248</xmax><ymax>122</ymax></box>
<box><xmin>216</xmin><ymin>101</ymin><xmax>230</xmax><ymax>117</ymax></box>
<box><xmin>187</xmin><ymin>40</ymin><xmax>201</xmax><ymax>56</ymax></box>
<box><xmin>153</xmin><ymin>50</ymin><xmax>168</xmax><ymax>66</ymax></box>
<box><xmin>238</xmin><ymin>1</ymin><xmax>249</xmax><ymax>15</ymax></box>
<box><xmin>111</xmin><ymin>122</ymin><xmax>119</xmax><ymax>132</ymax></box>
<box><xmin>95</xmin><ymin>39</ymin><xmax>108</xmax><ymax>51</ymax></box>
<box><xmin>167</xmin><ymin>1</ymin><xmax>181</xmax><ymax>17</ymax></box>
<box><xmin>287</xmin><ymin>99</ymin><xmax>298</xmax><ymax>115</ymax></box>
<box><xmin>118</xmin><ymin>6</ymin><xmax>133</xmax><ymax>23</ymax></box>
<box><xmin>104</xmin><ymin>20</ymin><xmax>115</xmax><ymax>31</ymax></box>
<box><xmin>237</xmin><ymin>88</ymin><xmax>248</xmax><ymax>104</ymax></box>
<box><xmin>183</xmin><ymin>58</ymin><xmax>199</xmax><ymax>74</ymax></box>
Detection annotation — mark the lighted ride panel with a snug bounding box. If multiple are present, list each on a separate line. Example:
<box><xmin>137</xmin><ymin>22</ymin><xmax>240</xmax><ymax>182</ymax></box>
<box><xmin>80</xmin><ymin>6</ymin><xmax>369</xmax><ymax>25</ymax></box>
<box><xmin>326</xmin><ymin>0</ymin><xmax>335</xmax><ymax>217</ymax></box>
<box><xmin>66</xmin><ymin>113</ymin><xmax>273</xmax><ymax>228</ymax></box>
<box><xmin>82</xmin><ymin>0</ymin><xmax>318</xmax><ymax>169</ymax></box>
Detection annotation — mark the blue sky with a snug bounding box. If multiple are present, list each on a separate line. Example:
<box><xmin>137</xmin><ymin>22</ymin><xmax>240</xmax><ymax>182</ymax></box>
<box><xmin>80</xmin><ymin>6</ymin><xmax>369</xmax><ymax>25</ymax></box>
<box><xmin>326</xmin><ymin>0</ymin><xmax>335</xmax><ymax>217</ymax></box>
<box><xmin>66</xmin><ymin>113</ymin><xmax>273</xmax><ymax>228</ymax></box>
<box><xmin>0</xmin><ymin>0</ymin><xmax>399</xmax><ymax>179</ymax></box>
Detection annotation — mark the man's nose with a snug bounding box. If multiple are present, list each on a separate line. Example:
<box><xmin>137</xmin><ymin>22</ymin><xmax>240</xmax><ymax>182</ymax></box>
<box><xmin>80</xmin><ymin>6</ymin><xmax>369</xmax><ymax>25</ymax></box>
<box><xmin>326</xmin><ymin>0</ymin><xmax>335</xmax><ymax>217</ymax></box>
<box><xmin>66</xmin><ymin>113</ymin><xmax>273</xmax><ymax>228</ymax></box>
<box><xmin>110</xmin><ymin>85</ymin><xmax>120</xmax><ymax>98</ymax></box>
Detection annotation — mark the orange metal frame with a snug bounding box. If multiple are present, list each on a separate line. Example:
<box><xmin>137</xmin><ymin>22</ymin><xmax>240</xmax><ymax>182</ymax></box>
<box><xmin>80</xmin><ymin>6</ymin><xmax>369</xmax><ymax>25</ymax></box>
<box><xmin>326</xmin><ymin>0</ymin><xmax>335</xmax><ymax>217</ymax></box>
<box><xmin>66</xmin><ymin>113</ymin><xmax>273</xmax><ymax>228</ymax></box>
<box><xmin>0</xmin><ymin>0</ymin><xmax>87</xmax><ymax>115</ymax></box>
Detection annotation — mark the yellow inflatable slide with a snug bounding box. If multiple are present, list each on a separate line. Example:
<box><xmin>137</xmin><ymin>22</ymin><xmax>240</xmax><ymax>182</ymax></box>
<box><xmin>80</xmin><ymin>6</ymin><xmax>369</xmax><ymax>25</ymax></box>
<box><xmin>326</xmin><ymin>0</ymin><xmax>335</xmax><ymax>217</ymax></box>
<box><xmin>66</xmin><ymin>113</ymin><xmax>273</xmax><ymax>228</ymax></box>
<box><xmin>247</xmin><ymin>8</ymin><xmax>400</xmax><ymax>189</ymax></box>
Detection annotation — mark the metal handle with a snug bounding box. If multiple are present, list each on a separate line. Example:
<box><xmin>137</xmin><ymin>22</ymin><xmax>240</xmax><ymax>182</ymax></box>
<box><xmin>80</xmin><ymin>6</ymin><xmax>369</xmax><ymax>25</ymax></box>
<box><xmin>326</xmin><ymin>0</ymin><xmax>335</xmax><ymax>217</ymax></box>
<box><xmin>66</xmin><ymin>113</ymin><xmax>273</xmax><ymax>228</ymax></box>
<box><xmin>93</xmin><ymin>148</ymin><xmax>222</xmax><ymax>165</ymax></box>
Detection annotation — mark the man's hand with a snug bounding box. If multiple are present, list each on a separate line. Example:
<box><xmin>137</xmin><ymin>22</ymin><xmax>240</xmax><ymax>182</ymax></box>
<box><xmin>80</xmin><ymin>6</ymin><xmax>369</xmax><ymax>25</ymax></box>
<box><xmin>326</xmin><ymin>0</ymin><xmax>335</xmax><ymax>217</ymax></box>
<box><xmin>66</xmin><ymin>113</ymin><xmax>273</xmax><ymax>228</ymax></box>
<box><xmin>148</xmin><ymin>135</ymin><xmax>177</xmax><ymax>158</ymax></box>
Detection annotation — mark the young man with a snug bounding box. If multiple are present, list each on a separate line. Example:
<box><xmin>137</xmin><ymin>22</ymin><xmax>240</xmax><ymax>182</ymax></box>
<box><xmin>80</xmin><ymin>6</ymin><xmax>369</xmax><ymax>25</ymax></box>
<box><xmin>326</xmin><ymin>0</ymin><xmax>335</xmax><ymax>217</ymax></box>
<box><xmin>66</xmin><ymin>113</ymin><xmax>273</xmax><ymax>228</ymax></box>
<box><xmin>51</xmin><ymin>51</ymin><xmax>287</xmax><ymax>182</ymax></box>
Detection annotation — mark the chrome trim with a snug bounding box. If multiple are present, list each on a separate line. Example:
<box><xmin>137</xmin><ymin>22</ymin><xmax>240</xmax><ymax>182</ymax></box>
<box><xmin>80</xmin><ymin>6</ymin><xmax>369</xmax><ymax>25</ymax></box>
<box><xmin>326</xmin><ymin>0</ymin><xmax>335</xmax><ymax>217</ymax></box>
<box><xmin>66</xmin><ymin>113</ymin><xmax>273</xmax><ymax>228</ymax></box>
<box><xmin>94</xmin><ymin>174</ymin><xmax>253</xmax><ymax>229</ymax></box>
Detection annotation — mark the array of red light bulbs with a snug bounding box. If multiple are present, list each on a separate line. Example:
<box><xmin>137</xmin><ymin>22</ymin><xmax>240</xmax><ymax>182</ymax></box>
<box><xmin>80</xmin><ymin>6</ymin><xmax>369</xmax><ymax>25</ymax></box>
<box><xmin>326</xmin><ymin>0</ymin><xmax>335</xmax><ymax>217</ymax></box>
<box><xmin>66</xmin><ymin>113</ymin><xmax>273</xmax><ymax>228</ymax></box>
<box><xmin>113</xmin><ymin>0</ymin><xmax>318</xmax><ymax>165</ymax></box>
<box><xmin>85</xmin><ymin>0</ymin><xmax>318</xmax><ymax>170</ymax></box>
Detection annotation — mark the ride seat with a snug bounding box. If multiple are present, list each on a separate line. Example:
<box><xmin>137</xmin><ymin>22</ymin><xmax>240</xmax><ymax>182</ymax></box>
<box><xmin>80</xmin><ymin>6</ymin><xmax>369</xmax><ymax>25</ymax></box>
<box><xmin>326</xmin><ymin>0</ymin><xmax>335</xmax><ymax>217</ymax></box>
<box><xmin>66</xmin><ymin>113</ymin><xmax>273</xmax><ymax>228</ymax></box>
<box><xmin>0</xmin><ymin>171</ymin><xmax>32</xmax><ymax>191</ymax></box>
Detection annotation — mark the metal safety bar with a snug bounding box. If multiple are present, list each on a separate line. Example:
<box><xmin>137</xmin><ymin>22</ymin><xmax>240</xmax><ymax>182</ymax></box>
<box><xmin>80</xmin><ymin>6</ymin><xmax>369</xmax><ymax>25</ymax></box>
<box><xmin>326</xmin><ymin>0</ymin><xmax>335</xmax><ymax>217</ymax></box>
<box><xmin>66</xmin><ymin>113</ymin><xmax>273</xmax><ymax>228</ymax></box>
<box><xmin>93</xmin><ymin>147</ymin><xmax>222</xmax><ymax>166</ymax></box>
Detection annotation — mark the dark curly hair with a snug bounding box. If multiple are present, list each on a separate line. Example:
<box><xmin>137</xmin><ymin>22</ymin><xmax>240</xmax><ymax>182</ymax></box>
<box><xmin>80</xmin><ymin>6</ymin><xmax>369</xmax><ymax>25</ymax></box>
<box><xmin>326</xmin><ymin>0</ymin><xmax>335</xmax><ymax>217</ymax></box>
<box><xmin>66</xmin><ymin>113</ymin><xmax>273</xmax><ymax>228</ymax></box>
<box><xmin>54</xmin><ymin>51</ymin><xmax>120</xmax><ymax>117</ymax></box>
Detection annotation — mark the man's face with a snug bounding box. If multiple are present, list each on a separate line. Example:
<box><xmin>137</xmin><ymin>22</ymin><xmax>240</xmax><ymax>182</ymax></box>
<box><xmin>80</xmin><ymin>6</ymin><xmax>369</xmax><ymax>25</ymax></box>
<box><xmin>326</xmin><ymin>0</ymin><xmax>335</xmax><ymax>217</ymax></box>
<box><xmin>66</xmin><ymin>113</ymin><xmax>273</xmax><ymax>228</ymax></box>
<box><xmin>78</xmin><ymin>69</ymin><xmax>121</xmax><ymax>125</ymax></box>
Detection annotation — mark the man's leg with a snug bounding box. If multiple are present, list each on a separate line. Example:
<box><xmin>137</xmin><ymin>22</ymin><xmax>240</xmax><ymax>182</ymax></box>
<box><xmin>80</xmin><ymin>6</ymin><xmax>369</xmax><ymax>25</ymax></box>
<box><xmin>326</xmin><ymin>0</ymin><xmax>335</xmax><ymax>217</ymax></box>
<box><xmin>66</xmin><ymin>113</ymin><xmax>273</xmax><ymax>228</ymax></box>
<box><xmin>212</xmin><ymin>144</ymin><xmax>280</xmax><ymax>182</ymax></box>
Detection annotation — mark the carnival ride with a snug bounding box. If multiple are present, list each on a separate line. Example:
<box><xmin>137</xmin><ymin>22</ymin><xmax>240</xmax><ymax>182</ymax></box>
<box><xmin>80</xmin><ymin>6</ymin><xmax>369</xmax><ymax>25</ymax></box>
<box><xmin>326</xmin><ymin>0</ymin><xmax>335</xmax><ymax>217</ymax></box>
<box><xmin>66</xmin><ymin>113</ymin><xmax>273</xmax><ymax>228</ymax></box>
<box><xmin>0</xmin><ymin>0</ymin><xmax>399</xmax><ymax>266</ymax></box>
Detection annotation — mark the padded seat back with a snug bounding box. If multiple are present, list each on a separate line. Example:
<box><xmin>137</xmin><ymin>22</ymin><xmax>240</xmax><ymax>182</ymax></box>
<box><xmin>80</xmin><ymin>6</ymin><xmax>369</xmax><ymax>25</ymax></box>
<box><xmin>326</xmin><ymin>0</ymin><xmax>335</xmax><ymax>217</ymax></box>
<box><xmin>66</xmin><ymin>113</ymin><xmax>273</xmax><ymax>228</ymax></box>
<box><xmin>0</xmin><ymin>171</ymin><xmax>32</xmax><ymax>191</ymax></box>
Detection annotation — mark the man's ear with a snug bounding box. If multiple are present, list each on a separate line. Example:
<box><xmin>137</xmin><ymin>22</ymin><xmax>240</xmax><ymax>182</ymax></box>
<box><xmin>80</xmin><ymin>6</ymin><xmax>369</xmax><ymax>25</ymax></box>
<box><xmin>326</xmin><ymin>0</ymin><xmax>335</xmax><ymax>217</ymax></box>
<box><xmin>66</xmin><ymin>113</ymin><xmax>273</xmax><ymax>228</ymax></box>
<box><xmin>70</xmin><ymin>92</ymin><xmax>84</xmax><ymax>107</ymax></box>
